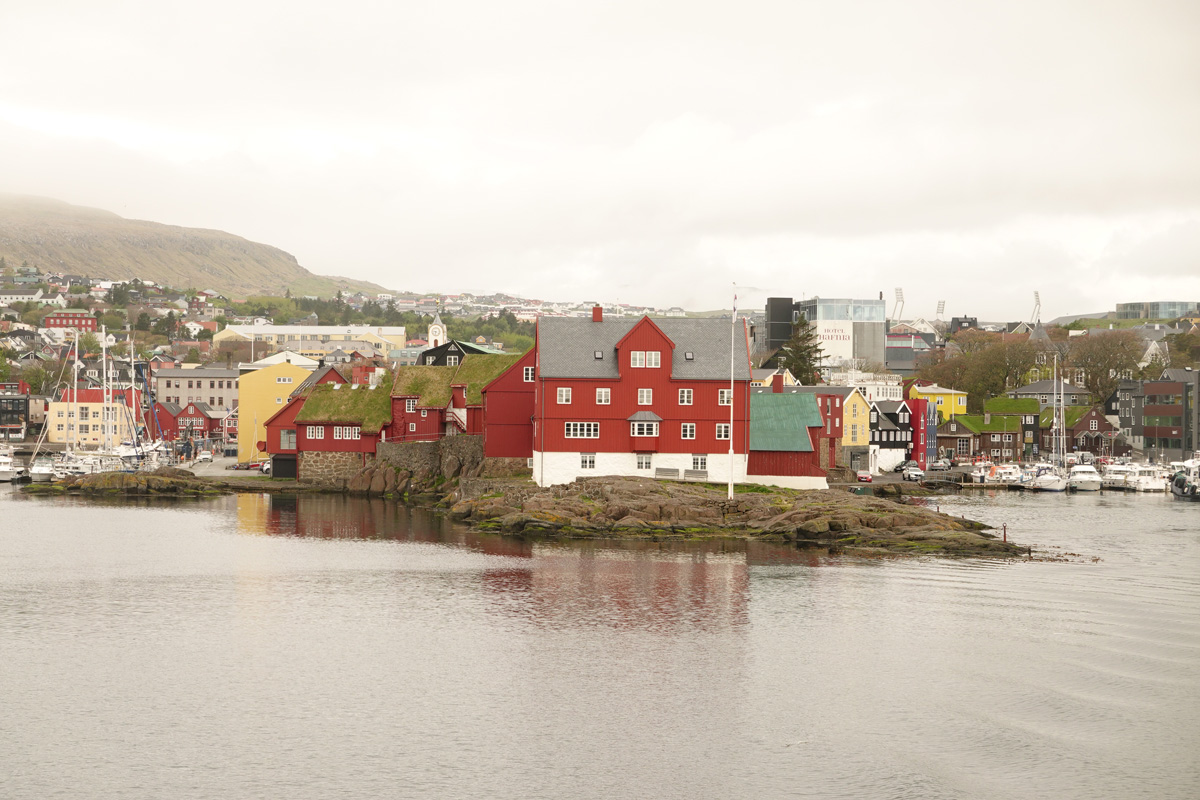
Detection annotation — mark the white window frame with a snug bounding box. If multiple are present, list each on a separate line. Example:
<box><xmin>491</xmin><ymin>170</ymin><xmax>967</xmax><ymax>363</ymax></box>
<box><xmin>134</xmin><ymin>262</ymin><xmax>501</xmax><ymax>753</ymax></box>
<box><xmin>630</xmin><ymin>351</ymin><xmax>645</xmax><ymax>368</ymax></box>
<box><xmin>581</xmin><ymin>454</ymin><xmax>596</xmax><ymax>469</ymax></box>
<box><xmin>718</xmin><ymin>389</ymin><xmax>732</xmax><ymax>406</ymax></box>
<box><xmin>408</xmin><ymin>422</ymin><xmax>416</xmax><ymax>432</ymax></box>
<box><xmin>638</xmin><ymin>388</ymin><xmax>653</xmax><ymax>405</ymax></box>
<box><xmin>405</xmin><ymin>398</ymin><xmax>416</xmax><ymax>413</ymax></box>
<box><xmin>557</xmin><ymin>387</ymin><xmax>571</xmax><ymax>404</ymax></box>
<box><xmin>523</xmin><ymin>366</ymin><xmax>535</xmax><ymax>382</ymax></box>
<box><xmin>446</xmin><ymin>355</ymin><xmax>459</xmax><ymax>367</ymax></box>
<box><xmin>692</xmin><ymin>455</ymin><xmax>707</xmax><ymax>471</ymax></box>
<box><xmin>564</xmin><ymin>422</ymin><xmax>600</xmax><ymax>439</ymax></box>
<box><xmin>716</xmin><ymin>423</ymin><xmax>731</xmax><ymax>440</ymax></box>
<box><xmin>636</xmin><ymin>454</ymin><xmax>652</xmax><ymax>470</ymax></box>
<box><xmin>307</xmin><ymin>425</ymin><xmax>324</xmax><ymax>439</ymax></box>
<box><xmin>334</xmin><ymin>426</ymin><xmax>343</xmax><ymax>440</ymax></box>
<box><xmin>596</xmin><ymin>388</ymin><xmax>611</xmax><ymax>405</ymax></box>
<box><xmin>646</xmin><ymin>351</ymin><xmax>661</xmax><ymax>368</ymax></box>
<box><xmin>678</xmin><ymin>388</ymin><xmax>692</xmax><ymax>405</ymax></box>
<box><xmin>630</xmin><ymin>421</ymin><xmax>659</xmax><ymax>437</ymax></box>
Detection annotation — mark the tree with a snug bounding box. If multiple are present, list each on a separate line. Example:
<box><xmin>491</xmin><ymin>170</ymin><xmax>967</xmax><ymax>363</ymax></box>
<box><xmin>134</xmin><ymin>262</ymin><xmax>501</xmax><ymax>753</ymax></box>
<box><xmin>152</xmin><ymin>311</ymin><xmax>178</xmax><ymax>339</ymax></box>
<box><xmin>1067</xmin><ymin>329</ymin><xmax>1145</xmax><ymax>401</ymax></box>
<box><xmin>77</xmin><ymin>332</ymin><xmax>101</xmax><ymax>356</ymax></box>
<box><xmin>776</xmin><ymin>314</ymin><xmax>824</xmax><ymax>384</ymax></box>
<box><xmin>135</xmin><ymin>312</ymin><xmax>152</xmax><ymax>332</ymax></box>
<box><xmin>184</xmin><ymin>347</ymin><xmax>201</xmax><ymax>364</ymax></box>
<box><xmin>197</xmin><ymin>328</ymin><xmax>214</xmax><ymax>342</ymax></box>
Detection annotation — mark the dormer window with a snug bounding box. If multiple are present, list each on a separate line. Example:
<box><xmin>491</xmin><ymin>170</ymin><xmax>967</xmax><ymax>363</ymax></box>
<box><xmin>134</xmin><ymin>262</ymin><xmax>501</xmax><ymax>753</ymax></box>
<box><xmin>684</xmin><ymin>352</ymin><xmax>694</xmax><ymax>360</ymax></box>
<box><xmin>594</xmin><ymin>351</ymin><xmax>603</xmax><ymax>360</ymax></box>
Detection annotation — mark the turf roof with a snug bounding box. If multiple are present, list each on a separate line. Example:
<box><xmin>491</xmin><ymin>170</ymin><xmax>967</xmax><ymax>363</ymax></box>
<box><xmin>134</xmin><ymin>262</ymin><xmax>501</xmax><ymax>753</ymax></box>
<box><xmin>391</xmin><ymin>365</ymin><xmax>458</xmax><ymax>408</ymax></box>
<box><xmin>983</xmin><ymin>397</ymin><xmax>1039</xmax><ymax>415</ymax></box>
<box><xmin>295</xmin><ymin>378</ymin><xmax>393</xmax><ymax>433</ymax></box>
<box><xmin>1039</xmin><ymin>406</ymin><xmax>1091</xmax><ymax>428</ymax></box>
<box><xmin>452</xmin><ymin>353</ymin><xmax>523</xmax><ymax>404</ymax></box>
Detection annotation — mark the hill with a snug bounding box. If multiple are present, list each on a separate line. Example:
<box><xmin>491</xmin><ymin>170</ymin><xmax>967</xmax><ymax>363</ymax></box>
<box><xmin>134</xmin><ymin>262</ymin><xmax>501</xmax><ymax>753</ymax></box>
<box><xmin>0</xmin><ymin>195</ymin><xmax>385</xmax><ymax>299</ymax></box>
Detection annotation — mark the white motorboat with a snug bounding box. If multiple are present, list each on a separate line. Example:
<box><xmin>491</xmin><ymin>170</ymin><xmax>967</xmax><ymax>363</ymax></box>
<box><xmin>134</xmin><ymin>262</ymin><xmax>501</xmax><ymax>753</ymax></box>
<box><xmin>992</xmin><ymin>464</ymin><xmax>1025</xmax><ymax>484</ymax></box>
<box><xmin>28</xmin><ymin>455</ymin><xmax>56</xmax><ymax>483</ymax></box>
<box><xmin>1127</xmin><ymin>464</ymin><xmax>1167</xmax><ymax>493</ymax></box>
<box><xmin>0</xmin><ymin>446</ymin><xmax>24</xmax><ymax>482</ymax></box>
<box><xmin>1025</xmin><ymin>463</ymin><xmax>1067</xmax><ymax>492</ymax></box>
<box><xmin>1067</xmin><ymin>464</ymin><xmax>1102</xmax><ymax>492</ymax></box>
<box><xmin>1100</xmin><ymin>464</ymin><xmax>1133</xmax><ymax>491</ymax></box>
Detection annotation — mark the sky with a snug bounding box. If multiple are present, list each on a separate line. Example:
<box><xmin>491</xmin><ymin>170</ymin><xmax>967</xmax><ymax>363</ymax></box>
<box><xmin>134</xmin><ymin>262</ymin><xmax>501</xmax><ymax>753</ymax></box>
<box><xmin>2</xmin><ymin>0</ymin><xmax>1199</xmax><ymax>320</ymax></box>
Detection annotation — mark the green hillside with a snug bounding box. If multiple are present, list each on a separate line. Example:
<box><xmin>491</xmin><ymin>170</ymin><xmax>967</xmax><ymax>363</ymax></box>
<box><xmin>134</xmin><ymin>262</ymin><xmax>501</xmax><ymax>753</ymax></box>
<box><xmin>0</xmin><ymin>194</ymin><xmax>385</xmax><ymax>299</ymax></box>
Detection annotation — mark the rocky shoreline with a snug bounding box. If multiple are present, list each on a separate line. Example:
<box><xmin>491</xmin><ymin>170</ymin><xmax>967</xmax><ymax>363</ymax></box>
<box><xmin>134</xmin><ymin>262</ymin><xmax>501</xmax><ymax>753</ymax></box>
<box><xmin>21</xmin><ymin>467</ymin><xmax>1024</xmax><ymax>557</ymax></box>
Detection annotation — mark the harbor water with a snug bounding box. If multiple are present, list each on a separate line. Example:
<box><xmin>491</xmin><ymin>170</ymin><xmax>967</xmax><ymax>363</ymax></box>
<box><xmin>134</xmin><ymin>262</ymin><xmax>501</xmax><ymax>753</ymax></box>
<box><xmin>1</xmin><ymin>486</ymin><xmax>1198</xmax><ymax>799</ymax></box>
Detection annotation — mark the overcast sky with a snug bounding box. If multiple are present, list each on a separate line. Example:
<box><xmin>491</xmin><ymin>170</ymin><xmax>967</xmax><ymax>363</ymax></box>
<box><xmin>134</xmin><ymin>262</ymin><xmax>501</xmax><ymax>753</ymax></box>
<box><xmin>2</xmin><ymin>0</ymin><xmax>1198</xmax><ymax>319</ymax></box>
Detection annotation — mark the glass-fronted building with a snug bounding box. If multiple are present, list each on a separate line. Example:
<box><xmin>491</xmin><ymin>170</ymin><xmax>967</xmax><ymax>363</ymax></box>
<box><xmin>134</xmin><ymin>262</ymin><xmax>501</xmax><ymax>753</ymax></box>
<box><xmin>1115</xmin><ymin>301</ymin><xmax>1200</xmax><ymax>320</ymax></box>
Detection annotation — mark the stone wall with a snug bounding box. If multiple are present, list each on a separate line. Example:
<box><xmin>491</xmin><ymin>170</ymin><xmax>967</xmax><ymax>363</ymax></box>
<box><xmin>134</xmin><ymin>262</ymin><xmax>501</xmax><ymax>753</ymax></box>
<box><xmin>300</xmin><ymin>450</ymin><xmax>374</xmax><ymax>488</ymax></box>
<box><xmin>376</xmin><ymin>435</ymin><xmax>485</xmax><ymax>481</ymax></box>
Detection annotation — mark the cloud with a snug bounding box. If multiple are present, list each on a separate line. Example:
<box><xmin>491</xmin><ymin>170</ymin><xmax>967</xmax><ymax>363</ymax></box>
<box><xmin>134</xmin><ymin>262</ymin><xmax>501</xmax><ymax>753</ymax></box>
<box><xmin>1</xmin><ymin>0</ymin><xmax>1198</xmax><ymax>316</ymax></box>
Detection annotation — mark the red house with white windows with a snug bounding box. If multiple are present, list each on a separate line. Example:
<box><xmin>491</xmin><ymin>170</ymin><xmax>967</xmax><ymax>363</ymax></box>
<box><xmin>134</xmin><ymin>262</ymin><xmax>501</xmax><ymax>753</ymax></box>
<box><xmin>386</xmin><ymin>355</ymin><xmax>523</xmax><ymax>443</ymax></box>
<box><xmin>521</xmin><ymin>310</ymin><xmax>753</xmax><ymax>487</ymax></box>
<box><xmin>43</xmin><ymin>310</ymin><xmax>98</xmax><ymax>332</ymax></box>
<box><xmin>482</xmin><ymin>350</ymin><xmax>537</xmax><ymax>458</ymax></box>
<box><xmin>152</xmin><ymin>401</ymin><xmax>224</xmax><ymax>441</ymax></box>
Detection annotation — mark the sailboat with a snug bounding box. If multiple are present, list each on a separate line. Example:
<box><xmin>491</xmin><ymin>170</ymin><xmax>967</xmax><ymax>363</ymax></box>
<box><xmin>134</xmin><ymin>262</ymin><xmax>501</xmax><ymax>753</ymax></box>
<box><xmin>1026</xmin><ymin>355</ymin><xmax>1068</xmax><ymax>492</ymax></box>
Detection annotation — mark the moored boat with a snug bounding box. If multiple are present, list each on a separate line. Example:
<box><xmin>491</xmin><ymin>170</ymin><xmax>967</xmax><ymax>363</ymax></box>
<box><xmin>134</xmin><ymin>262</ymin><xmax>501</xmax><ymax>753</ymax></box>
<box><xmin>1169</xmin><ymin>460</ymin><xmax>1200</xmax><ymax>501</ymax></box>
<box><xmin>1067</xmin><ymin>464</ymin><xmax>1102</xmax><ymax>492</ymax></box>
<box><xmin>0</xmin><ymin>446</ymin><xmax>24</xmax><ymax>482</ymax></box>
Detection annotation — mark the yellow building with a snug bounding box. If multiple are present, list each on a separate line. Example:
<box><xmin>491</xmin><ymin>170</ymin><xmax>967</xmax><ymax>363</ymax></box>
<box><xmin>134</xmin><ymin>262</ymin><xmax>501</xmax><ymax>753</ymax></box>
<box><xmin>840</xmin><ymin>387</ymin><xmax>871</xmax><ymax>448</ymax></box>
<box><xmin>214</xmin><ymin>324</ymin><xmax>407</xmax><ymax>353</ymax></box>
<box><xmin>47</xmin><ymin>388</ymin><xmax>143</xmax><ymax>447</ymax></box>
<box><xmin>909</xmin><ymin>384</ymin><xmax>968</xmax><ymax>422</ymax></box>
<box><xmin>237</xmin><ymin>361</ymin><xmax>315</xmax><ymax>463</ymax></box>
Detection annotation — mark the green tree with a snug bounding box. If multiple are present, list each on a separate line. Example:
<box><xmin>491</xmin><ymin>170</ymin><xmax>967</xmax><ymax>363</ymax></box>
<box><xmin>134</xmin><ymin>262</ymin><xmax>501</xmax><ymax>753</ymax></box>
<box><xmin>184</xmin><ymin>347</ymin><xmax>201</xmax><ymax>364</ymax></box>
<box><xmin>77</xmin><ymin>332</ymin><xmax>101</xmax><ymax>356</ymax></box>
<box><xmin>197</xmin><ymin>328</ymin><xmax>214</xmax><ymax>342</ymax></box>
<box><xmin>1067</xmin><ymin>330</ymin><xmax>1145</xmax><ymax>401</ymax></box>
<box><xmin>776</xmin><ymin>314</ymin><xmax>824</xmax><ymax>384</ymax></box>
<box><xmin>135</xmin><ymin>312</ymin><xmax>152</xmax><ymax>331</ymax></box>
<box><xmin>152</xmin><ymin>311</ymin><xmax>177</xmax><ymax>339</ymax></box>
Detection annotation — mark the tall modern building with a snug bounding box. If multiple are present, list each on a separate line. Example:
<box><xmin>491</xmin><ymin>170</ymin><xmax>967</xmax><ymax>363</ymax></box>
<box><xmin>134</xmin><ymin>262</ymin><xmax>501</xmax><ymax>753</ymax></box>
<box><xmin>764</xmin><ymin>296</ymin><xmax>887</xmax><ymax>368</ymax></box>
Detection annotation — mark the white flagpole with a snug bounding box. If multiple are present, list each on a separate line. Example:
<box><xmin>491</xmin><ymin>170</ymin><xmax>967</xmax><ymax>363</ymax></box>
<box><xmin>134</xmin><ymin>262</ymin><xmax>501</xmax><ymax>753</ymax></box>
<box><xmin>729</xmin><ymin>284</ymin><xmax>736</xmax><ymax>500</ymax></box>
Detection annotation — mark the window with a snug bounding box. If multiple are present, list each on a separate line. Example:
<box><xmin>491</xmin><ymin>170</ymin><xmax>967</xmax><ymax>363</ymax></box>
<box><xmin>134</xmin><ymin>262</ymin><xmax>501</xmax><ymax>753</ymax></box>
<box><xmin>79</xmin><ymin>424</ymin><xmax>90</xmax><ymax>434</ymax></box>
<box><xmin>630</xmin><ymin>351</ymin><xmax>645</xmax><ymax>368</ymax></box>
<box><xmin>281</xmin><ymin>429</ymin><xmax>296</xmax><ymax>450</ymax></box>
<box><xmin>307</xmin><ymin>425</ymin><xmax>324</xmax><ymax>439</ymax></box>
<box><xmin>678</xmin><ymin>389</ymin><xmax>692</xmax><ymax>405</ymax></box>
<box><xmin>276</xmin><ymin>377</ymin><xmax>292</xmax><ymax>384</ymax></box>
<box><xmin>638</xmin><ymin>388</ymin><xmax>652</xmax><ymax>405</ymax></box>
<box><xmin>692</xmin><ymin>455</ymin><xmax>707</xmax><ymax>470</ymax></box>
<box><xmin>935</xmin><ymin>398</ymin><xmax>943</xmax><ymax>407</ymax></box>
<box><xmin>209</xmin><ymin>381</ymin><xmax>215</xmax><ymax>389</ymax></box>
<box><xmin>950</xmin><ymin>423</ymin><xmax>957</xmax><ymax>432</ymax></box>
<box><xmin>409</xmin><ymin>423</ymin><xmax>416</xmax><ymax>432</ymax></box>
<box><xmin>557</xmin><ymin>387</ymin><xmax>571</xmax><ymax>404</ymax></box>
<box><xmin>523</xmin><ymin>366</ymin><xmax>535</xmax><ymax>382</ymax></box>
<box><xmin>1002</xmin><ymin>448</ymin><xmax>1012</xmax><ymax>458</ymax></box>
<box><xmin>718</xmin><ymin>389</ymin><xmax>732</xmax><ymax>406</ymax></box>
<box><xmin>852</xmin><ymin>404</ymin><xmax>857</xmax><ymax>418</ymax></box>
<box><xmin>646</xmin><ymin>351</ymin><xmax>661</xmax><ymax>368</ymax></box>
<box><xmin>581</xmin><ymin>454</ymin><xmax>596</xmax><ymax>469</ymax></box>
<box><xmin>716</xmin><ymin>423</ymin><xmax>731</xmax><ymax>440</ymax></box>
<box><xmin>1003</xmin><ymin>434</ymin><xmax>1013</xmax><ymax>443</ymax></box>
<box><xmin>56</xmin><ymin>424</ymin><xmax>63</xmax><ymax>431</ymax></box>
<box><xmin>426</xmin><ymin>356</ymin><xmax>436</xmax><ymax>365</ymax></box>
<box><xmin>334</xmin><ymin>426</ymin><xmax>342</xmax><ymax>440</ymax></box>
<box><xmin>1089</xmin><ymin>419</ymin><xmax>1098</xmax><ymax>431</ymax></box>
<box><xmin>564</xmin><ymin>422</ymin><xmax>600</xmax><ymax>438</ymax></box>
<box><xmin>870</xmin><ymin>411</ymin><xmax>877</xmax><ymax>424</ymax></box>
<box><xmin>630</xmin><ymin>421</ymin><xmax>659</xmax><ymax>437</ymax></box>
<box><xmin>991</xmin><ymin>448</ymin><xmax>1001</xmax><ymax>457</ymax></box>
<box><xmin>405</xmin><ymin>399</ymin><xmax>416</xmax><ymax>413</ymax></box>
<box><xmin>446</xmin><ymin>355</ymin><xmax>459</xmax><ymax>367</ymax></box>
<box><xmin>188</xmin><ymin>380</ymin><xmax>194</xmax><ymax>389</ymax></box>
<box><xmin>681</xmin><ymin>423</ymin><xmax>696</xmax><ymax>439</ymax></box>
<box><xmin>421</xmin><ymin>410</ymin><xmax>427</xmax><ymax>417</ymax></box>
<box><xmin>218</xmin><ymin>397</ymin><xmax>223</xmax><ymax>406</ymax></box>
<box><xmin>596</xmin><ymin>388</ymin><xmax>610</xmax><ymax>405</ymax></box>
<box><xmin>636</xmin><ymin>454</ymin><xmax>652</xmax><ymax>470</ymax></box>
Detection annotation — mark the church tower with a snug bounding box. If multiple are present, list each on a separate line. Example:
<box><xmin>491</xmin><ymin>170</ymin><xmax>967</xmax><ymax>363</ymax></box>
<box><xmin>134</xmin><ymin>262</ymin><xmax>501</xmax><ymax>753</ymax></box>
<box><xmin>428</xmin><ymin>310</ymin><xmax>445</xmax><ymax>349</ymax></box>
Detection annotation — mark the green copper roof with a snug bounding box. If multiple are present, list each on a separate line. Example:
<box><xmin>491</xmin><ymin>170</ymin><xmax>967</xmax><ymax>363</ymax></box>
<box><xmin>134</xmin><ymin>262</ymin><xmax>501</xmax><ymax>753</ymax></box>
<box><xmin>749</xmin><ymin>393</ymin><xmax>822</xmax><ymax>452</ymax></box>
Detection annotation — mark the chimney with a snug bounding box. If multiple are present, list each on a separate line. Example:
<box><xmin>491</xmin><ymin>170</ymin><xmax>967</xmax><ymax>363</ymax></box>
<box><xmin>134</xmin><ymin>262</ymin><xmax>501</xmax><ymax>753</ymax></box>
<box><xmin>592</xmin><ymin>306</ymin><xmax>603</xmax><ymax>322</ymax></box>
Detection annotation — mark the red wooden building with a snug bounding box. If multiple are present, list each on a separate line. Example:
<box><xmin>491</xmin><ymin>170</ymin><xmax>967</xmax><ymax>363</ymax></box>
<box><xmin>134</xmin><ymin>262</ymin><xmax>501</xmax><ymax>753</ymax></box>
<box><xmin>522</xmin><ymin>310</ymin><xmax>753</xmax><ymax>487</ymax></box>
<box><xmin>386</xmin><ymin>355</ymin><xmax>523</xmax><ymax>443</ymax></box>
<box><xmin>43</xmin><ymin>310</ymin><xmax>98</xmax><ymax>332</ymax></box>
<box><xmin>481</xmin><ymin>350</ymin><xmax>537</xmax><ymax>458</ymax></box>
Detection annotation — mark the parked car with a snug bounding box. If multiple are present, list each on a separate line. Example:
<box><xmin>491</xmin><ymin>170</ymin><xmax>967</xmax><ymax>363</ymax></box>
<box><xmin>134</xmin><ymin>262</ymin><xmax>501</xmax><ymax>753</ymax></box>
<box><xmin>902</xmin><ymin>467</ymin><xmax>925</xmax><ymax>482</ymax></box>
<box><xmin>856</xmin><ymin>470</ymin><xmax>873</xmax><ymax>483</ymax></box>
<box><xmin>260</xmin><ymin>461</ymin><xmax>271</xmax><ymax>475</ymax></box>
<box><xmin>195</xmin><ymin>450</ymin><xmax>212</xmax><ymax>463</ymax></box>
<box><xmin>892</xmin><ymin>460</ymin><xmax>918</xmax><ymax>473</ymax></box>
<box><xmin>928</xmin><ymin>459</ymin><xmax>951</xmax><ymax>471</ymax></box>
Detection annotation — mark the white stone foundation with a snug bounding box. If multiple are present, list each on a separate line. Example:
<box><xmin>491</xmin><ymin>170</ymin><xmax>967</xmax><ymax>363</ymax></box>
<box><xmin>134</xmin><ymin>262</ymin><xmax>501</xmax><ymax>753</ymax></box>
<box><xmin>533</xmin><ymin>450</ymin><xmax>749</xmax><ymax>488</ymax></box>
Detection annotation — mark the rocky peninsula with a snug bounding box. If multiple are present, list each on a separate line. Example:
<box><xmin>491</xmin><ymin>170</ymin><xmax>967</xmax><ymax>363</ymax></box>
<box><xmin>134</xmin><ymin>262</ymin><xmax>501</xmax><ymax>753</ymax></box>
<box><xmin>23</xmin><ymin>464</ymin><xmax>1023</xmax><ymax>557</ymax></box>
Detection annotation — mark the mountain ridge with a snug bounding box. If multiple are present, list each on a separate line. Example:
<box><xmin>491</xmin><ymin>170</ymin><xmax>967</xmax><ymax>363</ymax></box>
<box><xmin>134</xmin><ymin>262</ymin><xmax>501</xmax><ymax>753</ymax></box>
<box><xmin>0</xmin><ymin>194</ymin><xmax>386</xmax><ymax>298</ymax></box>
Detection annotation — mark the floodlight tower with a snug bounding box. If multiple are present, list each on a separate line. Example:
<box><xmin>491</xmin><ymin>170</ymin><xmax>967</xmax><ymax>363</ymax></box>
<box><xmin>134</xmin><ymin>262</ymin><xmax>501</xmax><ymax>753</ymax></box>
<box><xmin>936</xmin><ymin>300</ymin><xmax>945</xmax><ymax>320</ymax></box>
<box><xmin>893</xmin><ymin>288</ymin><xmax>905</xmax><ymax>322</ymax></box>
<box><xmin>1030</xmin><ymin>291</ymin><xmax>1041</xmax><ymax>324</ymax></box>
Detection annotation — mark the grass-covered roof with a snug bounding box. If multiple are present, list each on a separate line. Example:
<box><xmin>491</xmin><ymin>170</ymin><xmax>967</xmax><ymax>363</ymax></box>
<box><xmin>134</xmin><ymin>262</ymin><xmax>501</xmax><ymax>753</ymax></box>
<box><xmin>391</xmin><ymin>365</ymin><xmax>458</xmax><ymax>408</ymax></box>
<box><xmin>1039</xmin><ymin>406</ymin><xmax>1091</xmax><ymax>428</ymax></box>
<box><xmin>983</xmin><ymin>397</ymin><xmax>1039</xmax><ymax>415</ymax></box>
<box><xmin>295</xmin><ymin>379</ymin><xmax>393</xmax><ymax>433</ymax></box>
<box><xmin>452</xmin><ymin>354</ymin><xmax>523</xmax><ymax>404</ymax></box>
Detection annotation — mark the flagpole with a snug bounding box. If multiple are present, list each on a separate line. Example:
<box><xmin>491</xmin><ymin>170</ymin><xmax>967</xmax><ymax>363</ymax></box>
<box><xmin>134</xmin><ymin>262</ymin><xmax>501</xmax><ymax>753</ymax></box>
<box><xmin>729</xmin><ymin>284</ymin><xmax>736</xmax><ymax>500</ymax></box>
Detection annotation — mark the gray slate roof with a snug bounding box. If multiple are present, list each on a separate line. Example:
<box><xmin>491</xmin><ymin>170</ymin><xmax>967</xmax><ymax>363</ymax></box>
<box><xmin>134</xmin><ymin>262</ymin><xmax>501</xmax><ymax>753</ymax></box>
<box><xmin>1010</xmin><ymin>379</ymin><xmax>1084</xmax><ymax>394</ymax></box>
<box><xmin>538</xmin><ymin>317</ymin><xmax>751</xmax><ymax>381</ymax></box>
<box><xmin>155</xmin><ymin>368</ymin><xmax>239</xmax><ymax>379</ymax></box>
<box><xmin>784</xmin><ymin>385</ymin><xmax>857</xmax><ymax>398</ymax></box>
<box><xmin>1160</xmin><ymin>368</ymin><xmax>1200</xmax><ymax>383</ymax></box>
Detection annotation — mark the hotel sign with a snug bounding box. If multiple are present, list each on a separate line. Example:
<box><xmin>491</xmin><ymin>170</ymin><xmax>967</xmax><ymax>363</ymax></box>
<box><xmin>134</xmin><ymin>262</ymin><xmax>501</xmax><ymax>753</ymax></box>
<box><xmin>814</xmin><ymin>321</ymin><xmax>854</xmax><ymax>363</ymax></box>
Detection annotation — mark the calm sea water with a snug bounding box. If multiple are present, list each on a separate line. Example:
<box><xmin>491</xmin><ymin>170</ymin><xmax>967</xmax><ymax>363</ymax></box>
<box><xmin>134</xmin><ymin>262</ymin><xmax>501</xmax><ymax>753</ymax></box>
<box><xmin>1</xmin><ymin>486</ymin><xmax>1197</xmax><ymax>800</ymax></box>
